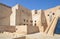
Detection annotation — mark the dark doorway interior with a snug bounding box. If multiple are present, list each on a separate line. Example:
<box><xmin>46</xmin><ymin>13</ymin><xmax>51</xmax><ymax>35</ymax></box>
<box><xmin>54</xmin><ymin>18</ymin><xmax>60</xmax><ymax>34</ymax></box>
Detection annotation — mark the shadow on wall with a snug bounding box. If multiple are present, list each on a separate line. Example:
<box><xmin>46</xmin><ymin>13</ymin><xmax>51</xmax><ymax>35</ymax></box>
<box><xmin>0</xmin><ymin>26</ymin><xmax>16</xmax><ymax>33</ymax></box>
<box><xmin>41</xmin><ymin>10</ymin><xmax>48</xmax><ymax>32</ymax></box>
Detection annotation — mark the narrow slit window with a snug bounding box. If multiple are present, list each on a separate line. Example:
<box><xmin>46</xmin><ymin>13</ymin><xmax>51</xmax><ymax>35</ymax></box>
<box><xmin>24</xmin><ymin>19</ymin><xmax>25</xmax><ymax>22</ymax></box>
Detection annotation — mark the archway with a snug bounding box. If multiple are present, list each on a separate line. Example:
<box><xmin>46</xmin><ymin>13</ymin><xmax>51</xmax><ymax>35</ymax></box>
<box><xmin>54</xmin><ymin>18</ymin><xmax>60</xmax><ymax>34</ymax></box>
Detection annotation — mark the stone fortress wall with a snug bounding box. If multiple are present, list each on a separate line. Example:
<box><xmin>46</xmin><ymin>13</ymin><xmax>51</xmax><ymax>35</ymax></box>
<box><xmin>0</xmin><ymin>3</ymin><xmax>60</xmax><ymax>37</ymax></box>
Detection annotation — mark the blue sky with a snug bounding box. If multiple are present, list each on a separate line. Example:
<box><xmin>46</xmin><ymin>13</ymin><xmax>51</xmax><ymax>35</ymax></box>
<box><xmin>0</xmin><ymin>0</ymin><xmax>60</xmax><ymax>10</ymax></box>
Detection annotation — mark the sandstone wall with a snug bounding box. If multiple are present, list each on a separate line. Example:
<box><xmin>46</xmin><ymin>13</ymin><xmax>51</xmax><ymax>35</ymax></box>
<box><xmin>0</xmin><ymin>3</ymin><xmax>12</xmax><ymax>25</ymax></box>
<box><xmin>16</xmin><ymin>25</ymin><xmax>27</xmax><ymax>34</ymax></box>
<box><xmin>27</xmin><ymin>26</ymin><xmax>39</xmax><ymax>34</ymax></box>
<box><xmin>31</xmin><ymin>10</ymin><xmax>41</xmax><ymax>26</ymax></box>
<box><xmin>0</xmin><ymin>26</ymin><xmax>16</xmax><ymax>33</ymax></box>
<box><xmin>16</xmin><ymin>5</ymin><xmax>32</xmax><ymax>26</ymax></box>
<box><xmin>16</xmin><ymin>25</ymin><xmax>39</xmax><ymax>35</ymax></box>
<box><xmin>11</xmin><ymin>4</ymin><xmax>32</xmax><ymax>26</ymax></box>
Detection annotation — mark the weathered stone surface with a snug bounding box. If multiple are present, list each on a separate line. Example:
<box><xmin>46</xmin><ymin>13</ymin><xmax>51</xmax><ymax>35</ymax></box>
<box><xmin>41</xmin><ymin>10</ymin><xmax>48</xmax><ymax>32</ymax></box>
<box><xmin>16</xmin><ymin>25</ymin><xmax>39</xmax><ymax>34</ymax></box>
<box><xmin>0</xmin><ymin>26</ymin><xmax>16</xmax><ymax>33</ymax></box>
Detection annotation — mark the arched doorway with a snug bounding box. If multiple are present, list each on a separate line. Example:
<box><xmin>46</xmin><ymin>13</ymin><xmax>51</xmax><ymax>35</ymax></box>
<box><xmin>54</xmin><ymin>18</ymin><xmax>60</xmax><ymax>34</ymax></box>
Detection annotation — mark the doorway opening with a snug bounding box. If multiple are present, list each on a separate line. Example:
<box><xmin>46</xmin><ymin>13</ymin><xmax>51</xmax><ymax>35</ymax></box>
<box><xmin>54</xmin><ymin>18</ymin><xmax>60</xmax><ymax>34</ymax></box>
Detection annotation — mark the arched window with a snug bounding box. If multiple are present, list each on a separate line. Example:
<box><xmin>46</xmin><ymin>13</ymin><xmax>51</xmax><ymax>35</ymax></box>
<box><xmin>35</xmin><ymin>21</ymin><xmax>36</xmax><ymax>22</ymax></box>
<box><xmin>24</xmin><ymin>19</ymin><xmax>25</xmax><ymax>22</ymax></box>
<box><xmin>35</xmin><ymin>23</ymin><xmax>36</xmax><ymax>26</ymax></box>
<box><xmin>48</xmin><ymin>14</ymin><xmax>49</xmax><ymax>16</ymax></box>
<box><xmin>23</xmin><ymin>24</ymin><xmax>25</xmax><ymax>25</ymax></box>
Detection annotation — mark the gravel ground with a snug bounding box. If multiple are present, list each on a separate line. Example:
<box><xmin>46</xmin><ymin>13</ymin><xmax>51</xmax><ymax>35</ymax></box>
<box><xmin>0</xmin><ymin>32</ymin><xmax>25</xmax><ymax>39</ymax></box>
<box><xmin>0</xmin><ymin>32</ymin><xmax>60</xmax><ymax>39</ymax></box>
<box><xmin>26</xmin><ymin>33</ymin><xmax>60</xmax><ymax>39</ymax></box>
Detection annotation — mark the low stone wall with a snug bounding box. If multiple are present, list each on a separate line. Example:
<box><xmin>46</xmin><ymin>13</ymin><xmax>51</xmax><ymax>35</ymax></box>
<box><xmin>16</xmin><ymin>25</ymin><xmax>39</xmax><ymax>35</ymax></box>
<box><xmin>0</xmin><ymin>25</ymin><xmax>39</xmax><ymax>35</ymax></box>
<box><xmin>0</xmin><ymin>26</ymin><xmax>16</xmax><ymax>33</ymax></box>
<box><xmin>27</xmin><ymin>26</ymin><xmax>39</xmax><ymax>34</ymax></box>
<box><xmin>16</xmin><ymin>25</ymin><xmax>27</xmax><ymax>34</ymax></box>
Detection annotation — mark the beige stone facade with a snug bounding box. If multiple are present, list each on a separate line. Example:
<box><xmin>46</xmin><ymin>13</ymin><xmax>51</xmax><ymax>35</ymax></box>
<box><xmin>0</xmin><ymin>3</ymin><xmax>12</xmax><ymax>26</ymax></box>
<box><xmin>0</xmin><ymin>3</ymin><xmax>60</xmax><ymax>36</ymax></box>
<box><xmin>10</xmin><ymin>4</ymin><xmax>32</xmax><ymax>26</ymax></box>
<box><xmin>0</xmin><ymin>3</ymin><xmax>39</xmax><ymax>35</ymax></box>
